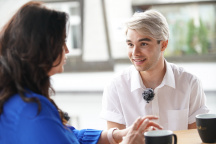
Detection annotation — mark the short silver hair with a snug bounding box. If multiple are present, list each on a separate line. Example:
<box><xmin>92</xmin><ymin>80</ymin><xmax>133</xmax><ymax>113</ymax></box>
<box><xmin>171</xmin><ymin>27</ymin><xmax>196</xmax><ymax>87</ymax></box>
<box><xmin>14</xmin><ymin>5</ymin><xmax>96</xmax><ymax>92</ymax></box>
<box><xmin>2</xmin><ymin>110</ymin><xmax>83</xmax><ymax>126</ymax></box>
<box><xmin>125</xmin><ymin>9</ymin><xmax>169</xmax><ymax>41</ymax></box>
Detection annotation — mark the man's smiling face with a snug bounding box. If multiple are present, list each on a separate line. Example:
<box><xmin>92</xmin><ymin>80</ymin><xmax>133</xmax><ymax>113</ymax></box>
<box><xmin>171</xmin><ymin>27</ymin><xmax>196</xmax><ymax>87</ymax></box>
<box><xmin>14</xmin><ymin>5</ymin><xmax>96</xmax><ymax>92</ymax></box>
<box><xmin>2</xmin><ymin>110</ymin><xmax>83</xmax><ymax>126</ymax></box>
<box><xmin>126</xmin><ymin>29</ymin><xmax>164</xmax><ymax>72</ymax></box>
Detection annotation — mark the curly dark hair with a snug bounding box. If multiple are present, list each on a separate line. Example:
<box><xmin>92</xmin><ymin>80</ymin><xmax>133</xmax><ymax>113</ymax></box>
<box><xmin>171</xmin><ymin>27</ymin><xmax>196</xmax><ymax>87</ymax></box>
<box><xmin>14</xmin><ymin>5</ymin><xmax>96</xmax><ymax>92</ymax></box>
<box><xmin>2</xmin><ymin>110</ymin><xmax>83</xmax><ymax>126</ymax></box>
<box><xmin>0</xmin><ymin>1</ymin><xmax>68</xmax><ymax>124</ymax></box>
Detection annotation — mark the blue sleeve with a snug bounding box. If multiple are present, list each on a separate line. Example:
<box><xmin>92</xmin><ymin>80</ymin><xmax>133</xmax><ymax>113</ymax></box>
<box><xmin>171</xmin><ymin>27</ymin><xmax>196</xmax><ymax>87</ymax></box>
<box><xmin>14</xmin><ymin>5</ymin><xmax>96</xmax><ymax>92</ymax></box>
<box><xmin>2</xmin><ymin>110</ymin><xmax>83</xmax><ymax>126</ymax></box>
<box><xmin>68</xmin><ymin>126</ymin><xmax>103</xmax><ymax>144</ymax></box>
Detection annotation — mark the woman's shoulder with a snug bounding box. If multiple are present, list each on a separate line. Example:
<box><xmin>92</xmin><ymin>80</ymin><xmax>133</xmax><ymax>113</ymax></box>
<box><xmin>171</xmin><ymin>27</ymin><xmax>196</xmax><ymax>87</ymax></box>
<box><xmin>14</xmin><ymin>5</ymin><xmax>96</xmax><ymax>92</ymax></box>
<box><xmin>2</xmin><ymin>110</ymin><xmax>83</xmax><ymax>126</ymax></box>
<box><xmin>4</xmin><ymin>91</ymin><xmax>59</xmax><ymax>122</ymax></box>
<box><xmin>1</xmin><ymin>92</ymin><xmax>74</xmax><ymax>144</ymax></box>
<box><xmin>23</xmin><ymin>91</ymin><xmax>59</xmax><ymax>118</ymax></box>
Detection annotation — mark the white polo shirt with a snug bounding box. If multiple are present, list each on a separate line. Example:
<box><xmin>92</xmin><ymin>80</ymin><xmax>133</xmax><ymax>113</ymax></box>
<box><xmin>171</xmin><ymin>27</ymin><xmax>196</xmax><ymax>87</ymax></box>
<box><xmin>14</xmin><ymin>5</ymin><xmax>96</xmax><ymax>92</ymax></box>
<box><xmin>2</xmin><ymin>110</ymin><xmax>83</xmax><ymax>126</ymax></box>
<box><xmin>101</xmin><ymin>61</ymin><xmax>209</xmax><ymax>131</ymax></box>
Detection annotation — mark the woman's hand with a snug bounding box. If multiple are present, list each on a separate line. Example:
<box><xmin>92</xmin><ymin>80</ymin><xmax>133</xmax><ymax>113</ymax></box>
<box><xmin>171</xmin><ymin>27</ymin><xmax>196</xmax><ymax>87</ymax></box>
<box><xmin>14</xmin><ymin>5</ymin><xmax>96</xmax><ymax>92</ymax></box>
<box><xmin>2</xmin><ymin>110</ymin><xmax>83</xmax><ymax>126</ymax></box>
<box><xmin>113</xmin><ymin>116</ymin><xmax>162</xmax><ymax>144</ymax></box>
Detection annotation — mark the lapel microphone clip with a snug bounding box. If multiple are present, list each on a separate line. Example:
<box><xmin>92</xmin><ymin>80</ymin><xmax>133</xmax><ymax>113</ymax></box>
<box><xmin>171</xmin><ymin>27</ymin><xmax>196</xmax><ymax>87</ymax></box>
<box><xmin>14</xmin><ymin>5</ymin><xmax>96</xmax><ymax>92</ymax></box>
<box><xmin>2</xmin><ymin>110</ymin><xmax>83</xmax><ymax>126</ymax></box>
<box><xmin>142</xmin><ymin>88</ymin><xmax>155</xmax><ymax>103</ymax></box>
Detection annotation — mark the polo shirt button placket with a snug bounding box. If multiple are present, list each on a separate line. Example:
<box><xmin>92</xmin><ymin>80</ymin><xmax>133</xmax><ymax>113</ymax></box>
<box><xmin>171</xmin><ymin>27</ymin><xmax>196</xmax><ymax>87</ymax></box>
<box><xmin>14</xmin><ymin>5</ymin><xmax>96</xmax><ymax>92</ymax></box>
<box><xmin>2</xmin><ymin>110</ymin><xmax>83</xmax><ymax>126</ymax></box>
<box><xmin>152</xmin><ymin>89</ymin><xmax>159</xmax><ymax>123</ymax></box>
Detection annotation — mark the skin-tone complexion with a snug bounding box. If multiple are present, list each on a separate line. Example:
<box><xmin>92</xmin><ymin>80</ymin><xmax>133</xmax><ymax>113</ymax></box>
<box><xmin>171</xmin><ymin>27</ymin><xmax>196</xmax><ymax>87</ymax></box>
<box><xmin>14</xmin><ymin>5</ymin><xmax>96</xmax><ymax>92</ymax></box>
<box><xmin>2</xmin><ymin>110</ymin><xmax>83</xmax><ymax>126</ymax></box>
<box><xmin>48</xmin><ymin>43</ymin><xmax>69</xmax><ymax>76</ymax></box>
<box><xmin>126</xmin><ymin>29</ymin><xmax>167</xmax><ymax>89</ymax></box>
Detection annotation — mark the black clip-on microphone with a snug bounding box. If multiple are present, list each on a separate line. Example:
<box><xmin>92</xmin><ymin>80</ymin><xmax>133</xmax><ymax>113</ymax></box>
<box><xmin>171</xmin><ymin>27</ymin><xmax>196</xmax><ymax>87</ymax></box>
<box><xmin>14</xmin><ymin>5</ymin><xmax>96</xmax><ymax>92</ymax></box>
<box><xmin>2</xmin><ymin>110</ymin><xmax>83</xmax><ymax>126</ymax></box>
<box><xmin>142</xmin><ymin>88</ymin><xmax>155</xmax><ymax>103</ymax></box>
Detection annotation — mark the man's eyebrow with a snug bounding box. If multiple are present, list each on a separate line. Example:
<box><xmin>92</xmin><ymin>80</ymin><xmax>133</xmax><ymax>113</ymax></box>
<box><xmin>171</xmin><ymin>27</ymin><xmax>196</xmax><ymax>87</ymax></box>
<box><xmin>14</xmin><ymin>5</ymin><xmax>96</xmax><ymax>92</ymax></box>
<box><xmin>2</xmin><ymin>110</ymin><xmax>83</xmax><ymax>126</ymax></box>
<box><xmin>138</xmin><ymin>38</ymin><xmax>151</xmax><ymax>42</ymax></box>
<box><xmin>126</xmin><ymin>38</ymin><xmax>152</xmax><ymax>43</ymax></box>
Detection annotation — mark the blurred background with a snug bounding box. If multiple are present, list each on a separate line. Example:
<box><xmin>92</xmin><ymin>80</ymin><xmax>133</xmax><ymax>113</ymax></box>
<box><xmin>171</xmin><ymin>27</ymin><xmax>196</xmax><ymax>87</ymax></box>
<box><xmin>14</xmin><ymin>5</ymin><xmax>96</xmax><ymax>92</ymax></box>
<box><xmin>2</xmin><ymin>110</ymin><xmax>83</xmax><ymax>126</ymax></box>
<box><xmin>0</xmin><ymin>0</ymin><xmax>215</xmax><ymax>130</ymax></box>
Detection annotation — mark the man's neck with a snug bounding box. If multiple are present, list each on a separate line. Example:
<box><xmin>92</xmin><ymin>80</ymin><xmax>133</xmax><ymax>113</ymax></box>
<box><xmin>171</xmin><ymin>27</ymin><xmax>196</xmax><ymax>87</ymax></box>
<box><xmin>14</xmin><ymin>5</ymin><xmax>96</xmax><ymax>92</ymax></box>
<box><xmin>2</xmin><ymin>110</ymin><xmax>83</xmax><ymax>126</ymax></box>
<box><xmin>139</xmin><ymin>59</ymin><xmax>166</xmax><ymax>90</ymax></box>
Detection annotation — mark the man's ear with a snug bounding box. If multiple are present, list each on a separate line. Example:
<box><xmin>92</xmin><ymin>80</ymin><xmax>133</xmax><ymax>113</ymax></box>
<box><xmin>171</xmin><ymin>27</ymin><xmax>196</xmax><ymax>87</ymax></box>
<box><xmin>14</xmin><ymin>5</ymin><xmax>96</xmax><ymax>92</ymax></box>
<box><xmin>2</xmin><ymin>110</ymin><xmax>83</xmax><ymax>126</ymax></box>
<box><xmin>161</xmin><ymin>40</ymin><xmax>168</xmax><ymax>51</ymax></box>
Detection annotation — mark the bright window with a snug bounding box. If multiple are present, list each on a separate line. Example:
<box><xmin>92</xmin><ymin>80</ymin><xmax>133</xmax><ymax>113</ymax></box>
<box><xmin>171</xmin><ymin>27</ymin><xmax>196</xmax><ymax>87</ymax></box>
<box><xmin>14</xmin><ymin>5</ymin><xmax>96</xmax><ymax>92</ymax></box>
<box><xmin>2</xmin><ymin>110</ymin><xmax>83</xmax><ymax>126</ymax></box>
<box><xmin>133</xmin><ymin>2</ymin><xmax>216</xmax><ymax>61</ymax></box>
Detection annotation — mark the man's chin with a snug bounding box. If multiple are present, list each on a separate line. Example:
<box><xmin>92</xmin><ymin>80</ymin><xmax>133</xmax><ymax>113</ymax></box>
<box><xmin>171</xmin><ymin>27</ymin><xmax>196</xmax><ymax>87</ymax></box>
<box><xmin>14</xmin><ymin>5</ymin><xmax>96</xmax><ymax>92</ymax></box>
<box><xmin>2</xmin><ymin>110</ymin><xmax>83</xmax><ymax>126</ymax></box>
<box><xmin>134</xmin><ymin>65</ymin><xmax>148</xmax><ymax>72</ymax></box>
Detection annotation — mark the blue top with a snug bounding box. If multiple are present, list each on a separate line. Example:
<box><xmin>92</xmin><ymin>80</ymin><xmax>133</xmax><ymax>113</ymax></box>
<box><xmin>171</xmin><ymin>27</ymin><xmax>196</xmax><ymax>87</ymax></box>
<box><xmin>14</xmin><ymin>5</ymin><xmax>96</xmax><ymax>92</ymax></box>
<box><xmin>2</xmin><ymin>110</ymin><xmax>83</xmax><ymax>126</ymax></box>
<box><xmin>0</xmin><ymin>91</ymin><xmax>102</xmax><ymax>144</ymax></box>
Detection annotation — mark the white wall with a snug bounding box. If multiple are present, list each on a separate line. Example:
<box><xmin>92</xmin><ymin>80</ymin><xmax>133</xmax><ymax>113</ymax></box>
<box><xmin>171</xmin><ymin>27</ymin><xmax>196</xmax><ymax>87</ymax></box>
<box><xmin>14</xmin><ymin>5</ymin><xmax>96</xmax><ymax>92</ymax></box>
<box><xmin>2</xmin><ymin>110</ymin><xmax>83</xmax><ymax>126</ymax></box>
<box><xmin>82</xmin><ymin>0</ymin><xmax>133</xmax><ymax>61</ymax></box>
<box><xmin>105</xmin><ymin>0</ymin><xmax>133</xmax><ymax>59</ymax></box>
<box><xmin>82</xmin><ymin>0</ymin><xmax>109</xmax><ymax>61</ymax></box>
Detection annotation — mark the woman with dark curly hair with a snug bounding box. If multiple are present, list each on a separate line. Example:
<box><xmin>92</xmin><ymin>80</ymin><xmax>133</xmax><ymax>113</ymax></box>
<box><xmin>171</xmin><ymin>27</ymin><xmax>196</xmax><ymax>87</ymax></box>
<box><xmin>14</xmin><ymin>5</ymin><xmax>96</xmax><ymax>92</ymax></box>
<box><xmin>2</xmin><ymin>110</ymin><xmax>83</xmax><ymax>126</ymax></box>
<box><xmin>0</xmin><ymin>1</ymin><xmax>161</xmax><ymax>144</ymax></box>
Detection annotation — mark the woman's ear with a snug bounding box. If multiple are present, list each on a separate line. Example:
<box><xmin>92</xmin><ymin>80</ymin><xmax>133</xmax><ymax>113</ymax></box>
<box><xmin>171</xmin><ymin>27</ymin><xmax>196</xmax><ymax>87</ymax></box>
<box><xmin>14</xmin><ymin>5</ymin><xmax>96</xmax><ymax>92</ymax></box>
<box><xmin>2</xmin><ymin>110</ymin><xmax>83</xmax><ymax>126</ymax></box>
<box><xmin>161</xmin><ymin>40</ymin><xmax>168</xmax><ymax>51</ymax></box>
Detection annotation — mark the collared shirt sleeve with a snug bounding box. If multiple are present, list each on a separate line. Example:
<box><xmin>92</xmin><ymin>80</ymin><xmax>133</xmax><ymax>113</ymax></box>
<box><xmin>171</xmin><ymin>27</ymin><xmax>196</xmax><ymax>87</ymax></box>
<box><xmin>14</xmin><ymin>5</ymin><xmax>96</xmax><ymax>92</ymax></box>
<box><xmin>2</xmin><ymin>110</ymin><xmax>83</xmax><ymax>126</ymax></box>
<box><xmin>68</xmin><ymin>126</ymin><xmax>102</xmax><ymax>144</ymax></box>
<box><xmin>100</xmin><ymin>79</ymin><xmax>126</xmax><ymax>125</ymax></box>
<box><xmin>188</xmin><ymin>77</ymin><xmax>209</xmax><ymax>124</ymax></box>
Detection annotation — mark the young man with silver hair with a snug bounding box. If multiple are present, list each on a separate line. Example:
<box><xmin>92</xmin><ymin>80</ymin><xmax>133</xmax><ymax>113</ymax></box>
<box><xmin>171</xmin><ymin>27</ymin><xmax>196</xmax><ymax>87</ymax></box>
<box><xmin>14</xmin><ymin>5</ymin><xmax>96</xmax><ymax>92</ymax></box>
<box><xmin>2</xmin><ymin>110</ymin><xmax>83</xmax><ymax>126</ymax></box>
<box><xmin>101</xmin><ymin>9</ymin><xmax>209</xmax><ymax>131</ymax></box>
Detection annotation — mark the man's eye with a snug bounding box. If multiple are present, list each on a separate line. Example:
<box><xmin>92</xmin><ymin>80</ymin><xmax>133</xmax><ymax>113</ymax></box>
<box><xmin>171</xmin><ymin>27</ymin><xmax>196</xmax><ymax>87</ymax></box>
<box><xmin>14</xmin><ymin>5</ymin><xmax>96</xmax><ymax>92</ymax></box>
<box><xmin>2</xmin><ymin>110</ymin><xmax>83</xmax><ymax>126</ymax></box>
<box><xmin>141</xmin><ymin>43</ymin><xmax>147</xmax><ymax>46</ymax></box>
<box><xmin>128</xmin><ymin>43</ymin><xmax>133</xmax><ymax>47</ymax></box>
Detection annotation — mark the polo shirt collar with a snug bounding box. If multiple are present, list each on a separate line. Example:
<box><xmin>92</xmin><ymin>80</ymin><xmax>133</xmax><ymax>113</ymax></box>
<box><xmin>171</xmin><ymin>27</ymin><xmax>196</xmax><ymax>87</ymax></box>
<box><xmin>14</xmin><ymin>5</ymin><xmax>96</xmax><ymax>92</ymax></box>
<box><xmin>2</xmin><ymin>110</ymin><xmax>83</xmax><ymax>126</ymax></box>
<box><xmin>131</xmin><ymin>66</ymin><xmax>143</xmax><ymax>92</ymax></box>
<box><xmin>130</xmin><ymin>60</ymin><xmax>176</xmax><ymax>92</ymax></box>
<box><xmin>163</xmin><ymin>60</ymin><xmax>176</xmax><ymax>89</ymax></box>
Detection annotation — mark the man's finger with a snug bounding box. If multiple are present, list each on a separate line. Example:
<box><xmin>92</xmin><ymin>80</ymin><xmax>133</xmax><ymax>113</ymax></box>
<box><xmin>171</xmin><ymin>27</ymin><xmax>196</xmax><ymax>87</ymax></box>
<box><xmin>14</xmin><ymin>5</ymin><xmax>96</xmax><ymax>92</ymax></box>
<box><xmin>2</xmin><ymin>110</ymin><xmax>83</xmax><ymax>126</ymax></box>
<box><xmin>144</xmin><ymin>121</ymin><xmax>163</xmax><ymax>132</ymax></box>
<box><xmin>142</xmin><ymin>115</ymin><xmax>159</xmax><ymax>121</ymax></box>
<box><xmin>131</xmin><ymin>117</ymin><xmax>142</xmax><ymax>130</ymax></box>
<box><xmin>138</xmin><ymin>118</ymin><xmax>149</xmax><ymax>132</ymax></box>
